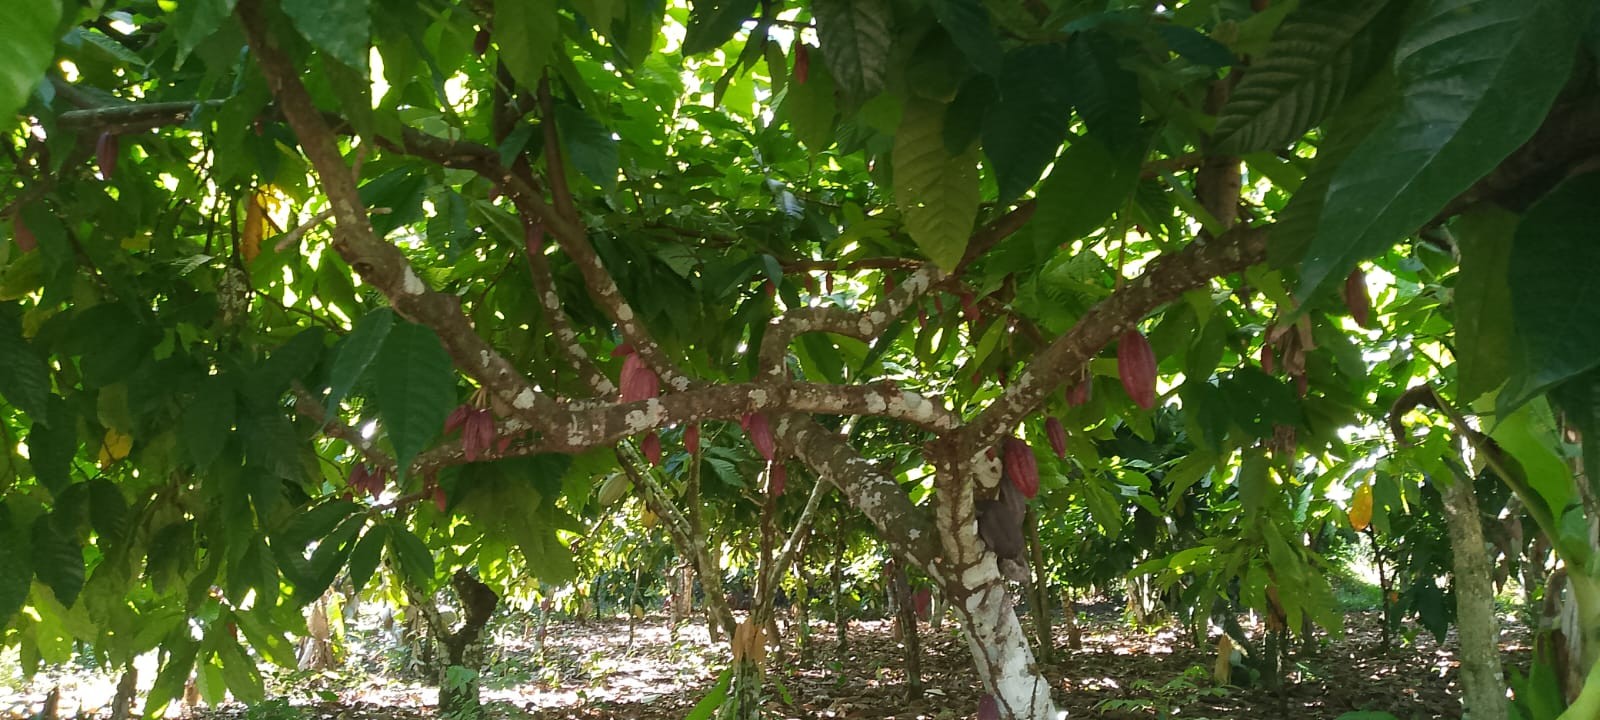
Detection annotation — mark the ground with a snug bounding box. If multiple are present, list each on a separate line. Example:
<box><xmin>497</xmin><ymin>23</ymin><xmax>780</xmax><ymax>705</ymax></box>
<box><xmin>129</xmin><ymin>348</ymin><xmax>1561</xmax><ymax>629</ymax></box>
<box><xmin>1</xmin><ymin>602</ymin><xmax>1530</xmax><ymax>720</ymax></box>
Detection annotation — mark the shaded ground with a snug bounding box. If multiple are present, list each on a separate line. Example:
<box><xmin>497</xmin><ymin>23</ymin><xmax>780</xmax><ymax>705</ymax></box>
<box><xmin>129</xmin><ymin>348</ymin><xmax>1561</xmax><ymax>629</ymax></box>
<box><xmin>2</xmin><ymin>605</ymin><xmax>1530</xmax><ymax>720</ymax></box>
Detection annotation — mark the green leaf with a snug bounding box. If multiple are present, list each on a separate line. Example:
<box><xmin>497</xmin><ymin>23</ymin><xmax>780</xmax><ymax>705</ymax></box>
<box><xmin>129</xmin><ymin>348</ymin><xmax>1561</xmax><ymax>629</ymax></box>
<box><xmin>1152</xmin><ymin>24</ymin><xmax>1238</xmax><ymax>68</ymax></box>
<box><xmin>295</xmin><ymin>515</ymin><xmax>363</xmax><ymax>603</ymax></box>
<box><xmin>1489</xmin><ymin>397</ymin><xmax>1577</xmax><ymax>528</ymax></box>
<box><xmin>682</xmin><ymin>0</ymin><xmax>758</xmax><ymax>56</ymax></box>
<box><xmin>1296</xmin><ymin>0</ymin><xmax>1589</xmax><ymax>300</ymax></box>
<box><xmin>1064</xmin><ymin>31</ymin><xmax>1140</xmax><ymax>150</ymax></box>
<box><xmin>893</xmin><ymin>98</ymin><xmax>980</xmax><ymax>271</ymax></box>
<box><xmin>146</xmin><ymin>635</ymin><xmax>200</xmax><ymax>717</ymax></box>
<box><xmin>216</xmin><ymin>635</ymin><xmax>265</xmax><ymax>703</ymax></box>
<box><xmin>323</xmin><ymin>308</ymin><xmax>394</xmax><ymax>417</ymax></box>
<box><xmin>685</xmin><ymin>667</ymin><xmax>733</xmax><ymax>720</ymax></box>
<box><xmin>28</xmin><ymin>398</ymin><xmax>76</xmax><ymax>498</ymax></box>
<box><xmin>1500</xmin><ymin>172</ymin><xmax>1600</xmax><ymax>410</ymax></box>
<box><xmin>494</xmin><ymin>0</ymin><xmax>558</xmax><ymax>89</ymax></box>
<box><xmin>387</xmin><ymin>525</ymin><xmax>435</xmax><ymax>590</ymax></box>
<box><xmin>554</xmin><ymin>103</ymin><xmax>620</xmax><ymax>192</ymax></box>
<box><xmin>282</xmin><ymin>0</ymin><xmax>370</xmax><ymax>72</ymax></box>
<box><xmin>1212</xmin><ymin>0</ymin><xmax>1397</xmax><ymax>154</ymax></box>
<box><xmin>346</xmin><ymin>524</ymin><xmax>388</xmax><ymax>595</ymax></box>
<box><xmin>0</xmin><ymin>0</ymin><xmax>60</xmax><ymax>122</ymax></box>
<box><xmin>811</xmin><ymin>0</ymin><xmax>891</xmax><ymax>101</ymax></box>
<box><xmin>0</xmin><ymin>307</ymin><xmax>52</xmax><ymax>421</ymax></box>
<box><xmin>981</xmin><ymin>43</ymin><xmax>1073</xmax><ymax>202</ymax></box>
<box><xmin>1450</xmin><ymin>207</ymin><xmax>1518</xmax><ymax>403</ymax></box>
<box><xmin>782</xmin><ymin>46</ymin><xmax>837</xmax><ymax>153</ymax></box>
<box><xmin>274</xmin><ymin>499</ymin><xmax>359</xmax><ymax>548</ymax></box>
<box><xmin>1025</xmin><ymin>134</ymin><xmax>1143</xmax><ymax>245</ymax></box>
<box><xmin>928</xmin><ymin>0</ymin><xmax>1002</xmax><ymax>76</ymax></box>
<box><xmin>166</xmin><ymin>0</ymin><xmax>235</xmax><ymax>68</ymax></box>
<box><xmin>183</xmin><ymin>374</ymin><xmax>235</xmax><ymax>470</ymax></box>
<box><xmin>0</xmin><ymin>504</ymin><xmax>33</xmax><ymax>628</ymax></box>
<box><xmin>31</xmin><ymin>515</ymin><xmax>83</xmax><ymax>607</ymax></box>
<box><xmin>375</xmin><ymin>320</ymin><xmax>456</xmax><ymax>475</ymax></box>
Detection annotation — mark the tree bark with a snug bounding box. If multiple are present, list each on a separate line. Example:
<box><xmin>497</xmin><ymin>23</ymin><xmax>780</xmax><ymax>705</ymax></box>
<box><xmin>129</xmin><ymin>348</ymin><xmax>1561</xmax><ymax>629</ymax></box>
<box><xmin>1440</xmin><ymin>473</ymin><xmax>1507</xmax><ymax>720</ymax></box>
<box><xmin>889</xmin><ymin>559</ymin><xmax>924</xmax><ymax>699</ymax></box>
<box><xmin>435</xmin><ymin>570</ymin><xmax>499</xmax><ymax>720</ymax></box>
<box><xmin>1025</xmin><ymin>508</ymin><xmax>1053</xmax><ymax>663</ymax></box>
<box><xmin>833</xmin><ymin>512</ymin><xmax>849</xmax><ymax>652</ymax></box>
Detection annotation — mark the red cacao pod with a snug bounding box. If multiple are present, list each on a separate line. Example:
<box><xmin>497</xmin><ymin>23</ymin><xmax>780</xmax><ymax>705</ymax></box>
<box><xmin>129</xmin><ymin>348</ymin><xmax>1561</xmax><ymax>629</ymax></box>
<box><xmin>684</xmin><ymin>424</ymin><xmax>701</xmax><ymax>456</ymax></box>
<box><xmin>961</xmin><ymin>291</ymin><xmax>979</xmax><ymax>323</ymax></box>
<box><xmin>611</xmin><ymin>343</ymin><xmax>635</xmax><ymax>358</ymax></box>
<box><xmin>978</xmin><ymin>694</ymin><xmax>1000</xmax><ymax>720</ymax></box>
<box><xmin>11</xmin><ymin>214</ymin><xmax>35</xmax><ymax>253</ymax></box>
<box><xmin>748</xmin><ymin>413</ymin><xmax>775</xmax><ymax>460</ymax></box>
<box><xmin>1045</xmin><ymin>416</ymin><xmax>1067</xmax><ymax>460</ymax></box>
<box><xmin>96</xmin><ymin>132</ymin><xmax>118</xmax><ymax>180</ymax></box>
<box><xmin>641</xmin><ymin>431</ymin><xmax>662</xmax><ymax>465</ymax></box>
<box><xmin>1067</xmin><ymin>378</ymin><xmax>1092</xmax><ymax>407</ymax></box>
<box><xmin>794</xmin><ymin>43</ymin><xmax>810</xmax><ymax>84</ymax></box>
<box><xmin>1002</xmin><ymin>436</ymin><xmax>1038</xmax><ymax>499</ymax></box>
<box><xmin>473</xmin><ymin>28</ymin><xmax>491</xmax><ymax>56</ymax></box>
<box><xmin>824</xmin><ymin>273</ymin><xmax>834</xmax><ymax>294</ymax></box>
<box><xmin>1260</xmin><ymin>344</ymin><xmax>1276</xmax><ymax>375</ymax></box>
<box><xmin>769</xmin><ymin>462</ymin><xmax>786</xmax><ymax>497</ymax></box>
<box><xmin>433</xmin><ymin>485</ymin><xmax>447</xmax><ymax>513</ymax></box>
<box><xmin>1117</xmin><ymin>329</ymin><xmax>1158</xmax><ymax>410</ymax></box>
<box><xmin>1344</xmin><ymin>268</ymin><xmax>1372</xmax><ymax>328</ymax></box>
<box><xmin>913</xmin><ymin>588</ymin><xmax>931</xmax><ymax>620</ymax></box>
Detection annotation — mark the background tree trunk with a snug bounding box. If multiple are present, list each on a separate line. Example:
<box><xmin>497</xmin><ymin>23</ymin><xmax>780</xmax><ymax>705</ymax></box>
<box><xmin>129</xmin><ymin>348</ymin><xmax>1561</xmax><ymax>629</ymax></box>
<box><xmin>889</xmin><ymin>559</ymin><xmax>924</xmax><ymax>699</ymax></box>
<box><xmin>1440</xmin><ymin>472</ymin><xmax>1507</xmax><ymax>720</ymax></box>
<box><xmin>1025</xmin><ymin>508</ymin><xmax>1053</xmax><ymax>663</ymax></box>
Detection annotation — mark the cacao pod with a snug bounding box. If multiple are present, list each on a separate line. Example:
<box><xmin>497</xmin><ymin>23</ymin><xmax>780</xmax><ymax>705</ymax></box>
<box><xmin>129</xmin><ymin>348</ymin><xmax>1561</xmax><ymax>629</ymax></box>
<box><xmin>1349</xmin><ymin>483</ymin><xmax>1373</xmax><ymax>531</ymax></box>
<box><xmin>769</xmin><ymin>462</ymin><xmax>786</xmax><ymax>497</ymax></box>
<box><xmin>960</xmin><ymin>291</ymin><xmax>979</xmax><ymax>323</ymax></box>
<box><xmin>1260</xmin><ymin>344</ymin><xmax>1276</xmax><ymax>375</ymax></box>
<box><xmin>611</xmin><ymin>343</ymin><xmax>635</xmax><ymax>358</ymax></box>
<box><xmin>1002</xmin><ymin>436</ymin><xmax>1038</xmax><ymax>499</ymax></box>
<box><xmin>473</xmin><ymin>28</ymin><xmax>491</xmax><ymax>56</ymax></box>
<box><xmin>1044</xmin><ymin>416</ymin><xmax>1067</xmax><ymax>460</ymax></box>
<box><xmin>684</xmin><ymin>423</ymin><xmax>701</xmax><ymax>455</ymax></box>
<box><xmin>978</xmin><ymin>694</ymin><xmax>1000</xmax><ymax>720</ymax></box>
<box><xmin>1344</xmin><ymin>267</ymin><xmax>1372</xmax><ymax>328</ymax></box>
<box><xmin>913</xmin><ymin>588</ymin><xmax>931</xmax><ymax>621</ymax></box>
<box><xmin>433</xmin><ymin>485</ymin><xmax>447</xmax><ymax>513</ymax></box>
<box><xmin>11</xmin><ymin>213</ymin><xmax>35</xmax><ymax>253</ymax></box>
<box><xmin>794</xmin><ymin>43</ymin><xmax>810</xmax><ymax>84</ymax></box>
<box><xmin>1117</xmin><ymin>329</ymin><xmax>1158</xmax><ymax>410</ymax></box>
<box><xmin>597</xmin><ymin>472</ymin><xmax>630</xmax><ymax>507</ymax></box>
<box><xmin>96</xmin><ymin>132</ymin><xmax>118</xmax><ymax>180</ymax></box>
<box><xmin>641</xmin><ymin>431</ymin><xmax>663</xmax><ymax>465</ymax></box>
<box><xmin>824</xmin><ymin>273</ymin><xmax>834</xmax><ymax>294</ymax></box>
<box><xmin>1067</xmin><ymin>378</ymin><xmax>1091</xmax><ymax>407</ymax></box>
<box><xmin>748</xmin><ymin>413</ymin><xmax>775</xmax><ymax>460</ymax></box>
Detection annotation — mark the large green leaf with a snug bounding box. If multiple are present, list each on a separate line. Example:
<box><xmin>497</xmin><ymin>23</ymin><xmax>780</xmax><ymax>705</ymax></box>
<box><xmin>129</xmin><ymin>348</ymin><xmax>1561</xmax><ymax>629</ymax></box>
<box><xmin>554</xmin><ymin>103</ymin><xmax>620</xmax><ymax>192</ymax></box>
<box><xmin>893</xmin><ymin>98</ymin><xmax>980</xmax><ymax>271</ymax></box>
<box><xmin>282</xmin><ymin>0</ymin><xmax>369</xmax><ymax>72</ymax></box>
<box><xmin>782</xmin><ymin>45</ymin><xmax>837</xmax><ymax>153</ymax></box>
<box><xmin>811</xmin><ymin>0</ymin><xmax>891</xmax><ymax>102</ymax></box>
<box><xmin>183</xmin><ymin>374</ymin><xmax>236</xmax><ymax>470</ymax></box>
<box><xmin>27</xmin><ymin>398</ymin><xmax>76</xmax><ymax>498</ymax></box>
<box><xmin>1025</xmin><ymin>134</ymin><xmax>1143</xmax><ymax>246</ymax></box>
<box><xmin>0</xmin><ymin>0</ymin><xmax>60</xmax><ymax>122</ymax></box>
<box><xmin>30</xmin><ymin>515</ymin><xmax>83</xmax><ymax>607</ymax></box>
<box><xmin>0</xmin><ymin>503</ymin><xmax>32</xmax><ymax>629</ymax></box>
<box><xmin>682</xmin><ymin>0</ymin><xmax>758</xmax><ymax>56</ymax></box>
<box><xmin>1296</xmin><ymin>0</ymin><xmax>1589</xmax><ymax>300</ymax></box>
<box><xmin>323</xmin><ymin>308</ymin><xmax>394</xmax><ymax>417</ymax></box>
<box><xmin>1063</xmin><ymin>31</ymin><xmax>1140</xmax><ymax>151</ymax></box>
<box><xmin>1213</xmin><ymin>0</ymin><xmax>1398</xmax><ymax>154</ymax></box>
<box><xmin>927</xmin><ymin>0</ymin><xmax>1002</xmax><ymax>76</ymax></box>
<box><xmin>346</xmin><ymin>525</ymin><xmax>388</xmax><ymax>595</ymax></box>
<box><xmin>1502</xmin><ymin>172</ymin><xmax>1600</xmax><ymax>410</ymax></box>
<box><xmin>1450</xmin><ymin>207</ymin><xmax>1517</xmax><ymax>403</ymax></box>
<box><xmin>981</xmin><ymin>43</ymin><xmax>1073</xmax><ymax>202</ymax></box>
<box><xmin>166</xmin><ymin>0</ymin><xmax>235</xmax><ymax>67</ymax></box>
<box><xmin>387</xmin><ymin>524</ymin><xmax>435</xmax><ymax>590</ymax></box>
<box><xmin>494</xmin><ymin>0</ymin><xmax>558</xmax><ymax>90</ymax></box>
<box><xmin>375</xmin><ymin>320</ymin><xmax>456</xmax><ymax>475</ymax></box>
<box><xmin>0</xmin><ymin>307</ymin><xmax>51</xmax><ymax>422</ymax></box>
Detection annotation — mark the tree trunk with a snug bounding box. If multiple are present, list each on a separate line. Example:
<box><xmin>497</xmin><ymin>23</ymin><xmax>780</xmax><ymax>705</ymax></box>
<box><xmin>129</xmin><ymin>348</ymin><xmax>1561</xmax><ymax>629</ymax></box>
<box><xmin>110</xmin><ymin>666</ymin><xmax>137</xmax><ymax>720</ymax></box>
<box><xmin>1440</xmin><ymin>473</ymin><xmax>1507</xmax><ymax>720</ymax></box>
<box><xmin>1061</xmin><ymin>589</ymin><xmax>1081</xmax><ymax>651</ymax></box>
<box><xmin>795</xmin><ymin>553</ymin><xmax>814</xmax><ymax>664</ymax></box>
<box><xmin>949</xmin><ymin>581</ymin><xmax>1055</xmax><ymax>717</ymax></box>
<box><xmin>1025</xmin><ymin>508</ymin><xmax>1053</xmax><ymax>663</ymax></box>
<box><xmin>434</xmin><ymin>570</ymin><xmax>500</xmax><ymax>720</ymax></box>
<box><xmin>297</xmin><ymin>591</ymin><xmax>337</xmax><ymax>670</ymax></box>
<box><xmin>833</xmin><ymin>512</ymin><xmax>848</xmax><ymax>652</ymax></box>
<box><xmin>889</xmin><ymin>559</ymin><xmax>924</xmax><ymax>699</ymax></box>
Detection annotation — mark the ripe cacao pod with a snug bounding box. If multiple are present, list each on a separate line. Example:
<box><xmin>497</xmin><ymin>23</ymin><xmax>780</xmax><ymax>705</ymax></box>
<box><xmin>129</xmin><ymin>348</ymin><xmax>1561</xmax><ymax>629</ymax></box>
<box><xmin>641</xmin><ymin>431</ymin><xmax>662</xmax><ymax>465</ymax></box>
<box><xmin>611</xmin><ymin>343</ymin><xmax>635</xmax><ymax>358</ymax></box>
<box><xmin>1349</xmin><ymin>483</ymin><xmax>1373</xmax><ymax>531</ymax></box>
<box><xmin>769</xmin><ymin>461</ymin><xmax>786</xmax><ymax>497</ymax></box>
<box><xmin>1002</xmin><ymin>436</ymin><xmax>1038</xmax><ymax>499</ymax></box>
<box><xmin>597</xmin><ymin>472</ymin><xmax>630</xmax><ymax>507</ymax></box>
<box><xmin>794</xmin><ymin>43</ymin><xmax>810</xmax><ymax>84</ymax></box>
<box><xmin>978</xmin><ymin>694</ymin><xmax>1000</xmax><ymax>720</ymax></box>
<box><xmin>1045</xmin><ymin>416</ymin><xmax>1067</xmax><ymax>460</ymax></box>
<box><xmin>1117</xmin><ymin>329</ymin><xmax>1157</xmax><ymax>410</ymax></box>
<box><xmin>748</xmin><ymin>413</ymin><xmax>775</xmax><ymax>460</ymax></box>
<box><xmin>684</xmin><ymin>423</ymin><xmax>701</xmax><ymax>456</ymax></box>
<box><xmin>11</xmin><ymin>213</ymin><xmax>35</xmax><ymax>253</ymax></box>
<box><xmin>1067</xmin><ymin>378</ymin><xmax>1091</xmax><ymax>407</ymax></box>
<box><xmin>96</xmin><ymin>132</ymin><xmax>118</xmax><ymax>180</ymax></box>
<box><xmin>473</xmin><ymin>28</ymin><xmax>491</xmax><ymax>56</ymax></box>
<box><xmin>1344</xmin><ymin>268</ymin><xmax>1372</xmax><ymax>328</ymax></box>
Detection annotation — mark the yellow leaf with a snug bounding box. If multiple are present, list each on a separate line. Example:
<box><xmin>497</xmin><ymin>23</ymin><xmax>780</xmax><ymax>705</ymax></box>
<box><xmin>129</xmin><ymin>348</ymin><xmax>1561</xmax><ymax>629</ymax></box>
<box><xmin>640</xmin><ymin>509</ymin><xmax>658</xmax><ymax>529</ymax></box>
<box><xmin>98</xmin><ymin>428</ymin><xmax>133</xmax><ymax>467</ymax></box>
<box><xmin>1348</xmin><ymin>483</ymin><xmax>1373</xmax><ymax>531</ymax></box>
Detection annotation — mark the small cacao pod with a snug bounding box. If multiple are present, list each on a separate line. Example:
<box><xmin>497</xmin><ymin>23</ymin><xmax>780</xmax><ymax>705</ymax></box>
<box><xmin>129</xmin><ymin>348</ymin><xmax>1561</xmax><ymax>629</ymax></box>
<box><xmin>824</xmin><ymin>273</ymin><xmax>834</xmax><ymax>294</ymax></box>
<box><xmin>473</xmin><ymin>28</ymin><xmax>491</xmax><ymax>56</ymax></box>
<box><xmin>794</xmin><ymin>43</ymin><xmax>810</xmax><ymax>84</ymax></box>
<box><xmin>769</xmin><ymin>462</ymin><xmax>786</xmax><ymax>497</ymax></box>
<box><xmin>1344</xmin><ymin>267</ymin><xmax>1372</xmax><ymax>328</ymax></box>
<box><xmin>11</xmin><ymin>213</ymin><xmax>36</xmax><ymax>253</ymax></box>
<box><xmin>1117</xmin><ymin>329</ymin><xmax>1157</xmax><ymax>410</ymax></box>
<box><xmin>1044</xmin><ymin>416</ymin><xmax>1067</xmax><ymax>460</ymax></box>
<box><xmin>1349</xmin><ymin>483</ymin><xmax>1373</xmax><ymax>531</ymax></box>
<box><xmin>684</xmin><ymin>423</ymin><xmax>701</xmax><ymax>456</ymax></box>
<box><xmin>597</xmin><ymin>472</ymin><xmax>631</xmax><ymax>507</ymax></box>
<box><xmin>1067</xmin><ymin>378</ymin><xmax>1091</xmax><ymax>407</ymax></box>
<box><xmin>1260</xmin><ymin>344</ymin><xmax>1276</xmax><ymax>375</ymax></box>
<box><xmin>1002</xmin><ymin>436</ymin><xmax>1038</xmax><ymax>499</ymax></box>
<box><xmin>748</xmin><ymin>413</ymin><xmax>775</xmax><ymax>460</ymax></box>
<box><xmin>978</xmin><ymin>694</ymin><xmax>1000</xmax><ymax>720</ymax></box>
<box><xmin>641</xmin><ymin>431</ymin><xmax>662</xmax><ymax>465</ymax></box>
<box><xmin>96</xmin><ymin>132</ymin><xmax>118</xmax><ymax>180</ymax></box>
<box><xmin>960</xmin><ymin>291</ymin><xmax>979</xmax><ymax>323</ymax></box>
<box><xmin>433</xmin><ymin>485</ymin><xmax>447</xmax><ymax>513</ymax></box>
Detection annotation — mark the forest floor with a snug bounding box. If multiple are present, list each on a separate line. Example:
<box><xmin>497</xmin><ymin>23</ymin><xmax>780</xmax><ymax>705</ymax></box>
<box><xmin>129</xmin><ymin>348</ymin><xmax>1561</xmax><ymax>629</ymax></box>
<box><xmin>1</xmin><ymin>602</ymin><xmax>1533</xmax><ymax>720</ymax></box>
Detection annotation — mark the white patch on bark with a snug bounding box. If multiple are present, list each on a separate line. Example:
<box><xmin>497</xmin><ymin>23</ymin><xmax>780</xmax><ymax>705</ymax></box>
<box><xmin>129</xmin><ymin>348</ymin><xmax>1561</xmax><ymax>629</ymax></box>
<box><xmin>624</xmin><ymin>409</ymin><xmax>648</xmax><ymax>432</ymax></box>
<box><xmin>962</xmin><ymin>557</ymin><xmax>1001</xmax><ymax>588</ymax></box>
<box><xmin>401</xmin><ymin>267</ymin><xmax>426</xmax><ymax>295</ymax></box>
<box><xmin>865</xmin><ymin>393</ymin><xmax>887</xmax><ymax>414</ymax></box>
<box><xmin>513</xmin><ymin>388</ymin><xmax>536</xmax><ymax>410</ymax></box>
<box><xmin>751</xmin><ymin>388</ymin><xmax>768</xmax><ymax>406</ymax></box>
<box><xmin>670</xmin><ymin>375</ymin><xmax>690</xmax><ymax>392</ymax></box>
<box><xmin>479</xmin><ymin>350</ymin><xmax>491</xmax><ymax>368</ymax></box>
<box><xmin>616</xmin><ymin>304</ymin><xmax>634</xmax><ymax>321</ymax></box>
<box><xmin>543</xmin><ymin>291</ymin><xmax>560</xmax><ymax>308</ymax></box>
